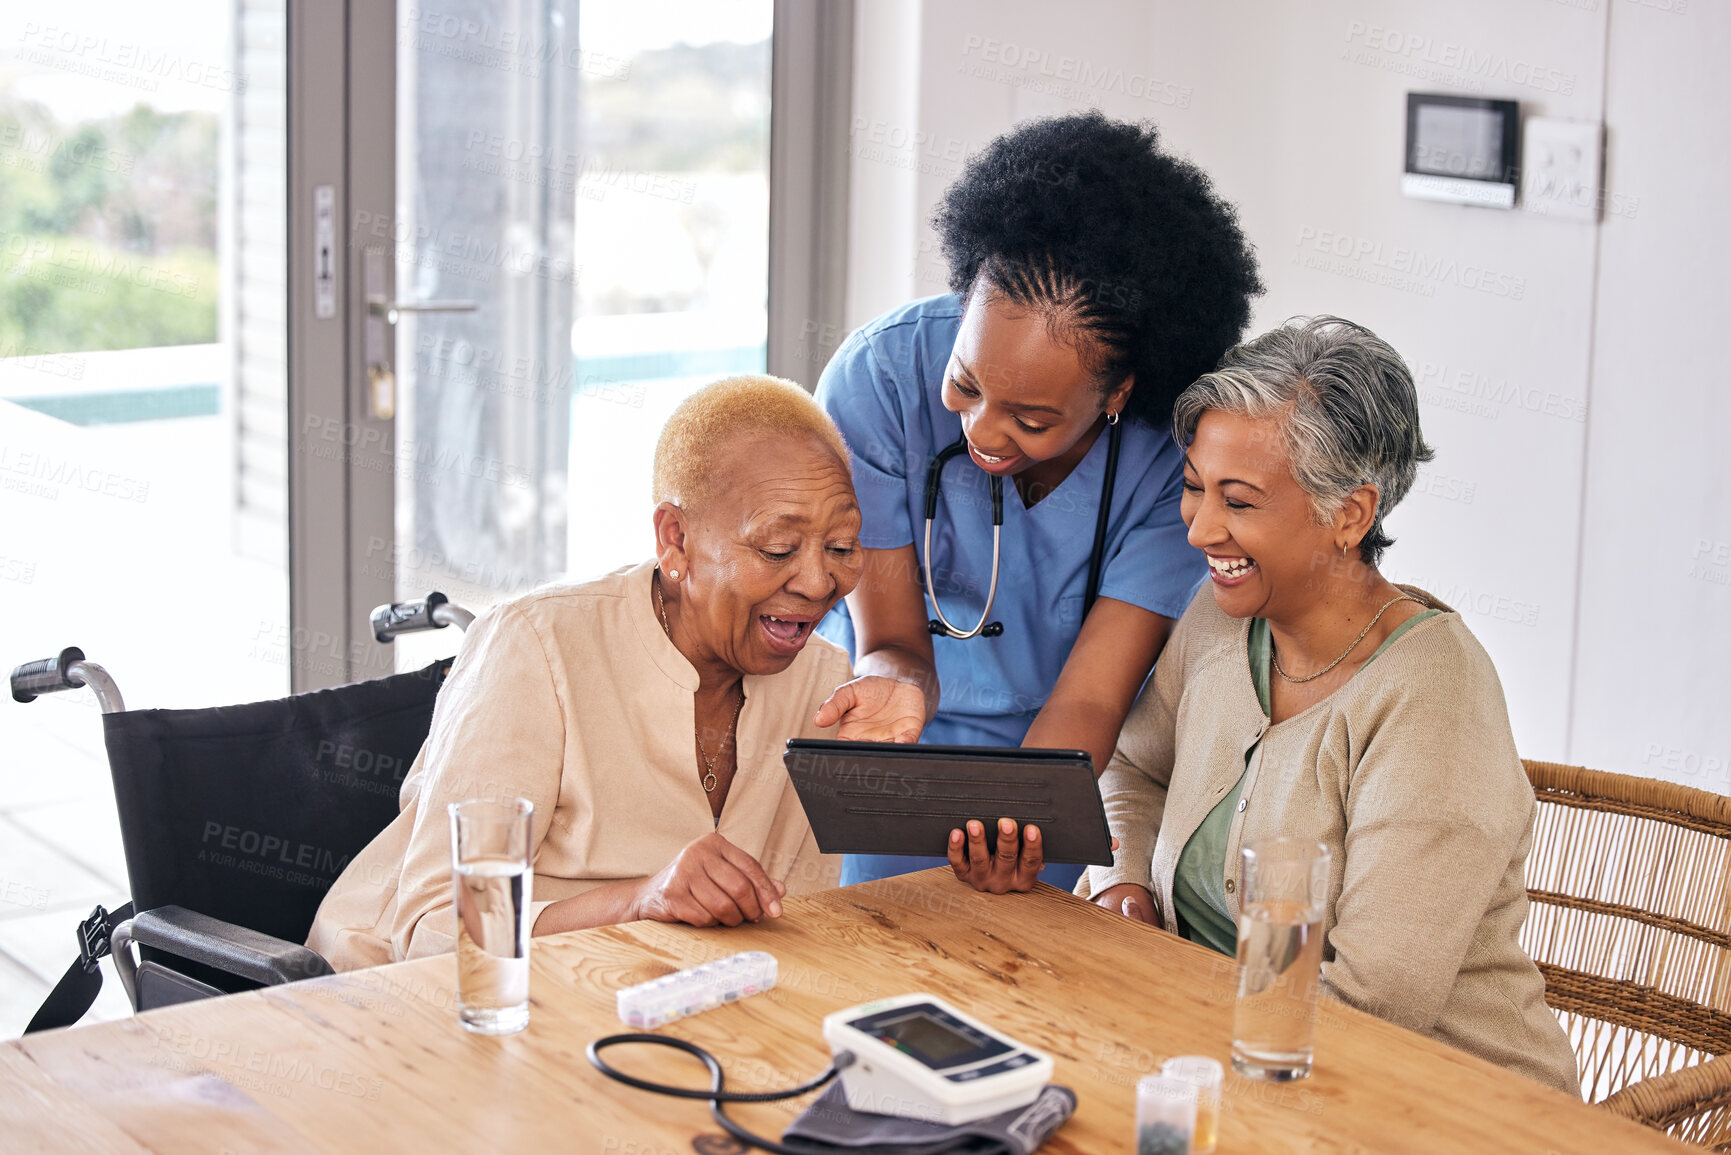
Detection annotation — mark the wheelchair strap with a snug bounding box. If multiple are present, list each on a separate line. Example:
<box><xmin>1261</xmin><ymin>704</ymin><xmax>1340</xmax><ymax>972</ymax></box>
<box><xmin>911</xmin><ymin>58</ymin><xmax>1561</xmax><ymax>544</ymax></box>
<box><xmin>24</xmin><ymin>901</ymin><xmax>134</xmax><ymax>1034</ymax></box>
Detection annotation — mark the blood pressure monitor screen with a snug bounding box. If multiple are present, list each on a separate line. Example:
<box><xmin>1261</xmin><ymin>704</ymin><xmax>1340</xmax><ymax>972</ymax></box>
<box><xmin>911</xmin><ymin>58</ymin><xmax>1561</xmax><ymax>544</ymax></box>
<box><xmin>877</xmin><ymin>1013</ymin><xmax>977</xmax><ymax>1065</ymax></box>
<box><xmin>856</xmin><ymin>1003</ymin><xmax>1011</xmax><ymax>1070</ymax></box>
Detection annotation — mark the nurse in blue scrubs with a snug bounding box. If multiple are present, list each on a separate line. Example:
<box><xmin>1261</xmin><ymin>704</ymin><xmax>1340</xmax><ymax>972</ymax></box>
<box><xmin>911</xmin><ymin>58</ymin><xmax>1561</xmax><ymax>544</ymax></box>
<box><xmin>813</xmin><ymin>111</ymin><xmax>1263</xmax><ymax>891</ymax></box>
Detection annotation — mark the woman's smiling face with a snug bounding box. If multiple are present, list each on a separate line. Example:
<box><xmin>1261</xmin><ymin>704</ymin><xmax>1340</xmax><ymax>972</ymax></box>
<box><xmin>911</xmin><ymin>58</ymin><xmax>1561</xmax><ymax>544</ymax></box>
<box><xmin>1180</xmin><ymin>409</ymin><xmax>1346</xmax><ymax>620</ymax></box>
<box><xmin>670</xmin><ymin>432</ymin><xmax>865</xmax><ymax>676</ymax></box>
<box><xmin>939</xmin><ymin>285</ymin><xmax>1131</xmax><ymax>479</ymax></box>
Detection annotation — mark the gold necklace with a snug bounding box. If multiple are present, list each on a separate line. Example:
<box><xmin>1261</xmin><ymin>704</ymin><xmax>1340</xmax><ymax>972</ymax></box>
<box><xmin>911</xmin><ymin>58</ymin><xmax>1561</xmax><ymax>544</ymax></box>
<box><xmin>656</xmin><ymin>570</ymin><xmax>745</xmax><ymax>793</ymax></box>
<box><xmin>1272</xmin><ymin>594</ymin><xmax>1423</xmax><ymax>684</ymax></box>
<box><xmin>696</xmin><ymin>691</ymin><xmax>746</xmax><ymax>793</ymax></box>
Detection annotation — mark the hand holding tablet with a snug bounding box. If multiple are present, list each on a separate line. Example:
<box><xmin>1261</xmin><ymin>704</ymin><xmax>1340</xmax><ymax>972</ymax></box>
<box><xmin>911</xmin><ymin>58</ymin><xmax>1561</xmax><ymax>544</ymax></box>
<box><xmin>948</xmin><ymin>817</ymin><xmax>1047</xmax><ymax>893</ymax></box>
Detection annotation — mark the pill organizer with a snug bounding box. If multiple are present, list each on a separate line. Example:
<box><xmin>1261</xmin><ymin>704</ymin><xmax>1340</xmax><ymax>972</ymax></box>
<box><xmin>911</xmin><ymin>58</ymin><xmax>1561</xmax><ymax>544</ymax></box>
<box><xmin>615</xmin><ymin>951</ymin><xmax>778</xmax><ymax>1029</ymax></box>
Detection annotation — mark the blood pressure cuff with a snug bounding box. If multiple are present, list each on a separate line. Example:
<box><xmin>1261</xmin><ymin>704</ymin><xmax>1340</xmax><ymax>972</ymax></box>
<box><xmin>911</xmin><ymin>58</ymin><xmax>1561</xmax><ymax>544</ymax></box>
<box><xmin>779</xmin><ymin>1083</ymin><xmax>1076</xmax><ymax>1155</ymax></box>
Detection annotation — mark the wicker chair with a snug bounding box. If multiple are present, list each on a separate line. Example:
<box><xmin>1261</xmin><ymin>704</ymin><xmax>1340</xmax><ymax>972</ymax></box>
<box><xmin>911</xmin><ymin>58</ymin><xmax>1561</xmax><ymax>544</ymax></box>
<box><xmin>1522</xmin><ymin>759</ymin><xmax>1731</xmax><ymax>1150</ymax></box>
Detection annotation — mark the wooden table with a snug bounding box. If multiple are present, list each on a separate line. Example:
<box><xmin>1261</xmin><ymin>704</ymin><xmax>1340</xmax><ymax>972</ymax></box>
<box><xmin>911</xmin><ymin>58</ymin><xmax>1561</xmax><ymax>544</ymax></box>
<box><xmin>2</xmin><ymin>869</ymin><xmax>1688</xmax><ymax>1154</ymax></box>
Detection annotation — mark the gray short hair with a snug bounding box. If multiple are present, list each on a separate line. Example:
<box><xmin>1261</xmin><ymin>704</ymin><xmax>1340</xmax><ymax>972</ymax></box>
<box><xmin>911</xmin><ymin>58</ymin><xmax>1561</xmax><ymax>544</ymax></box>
<box><xmin>1171</xmin><ymin>316</ymin><xmax>1434</xmax><ymax>567</ymax></box>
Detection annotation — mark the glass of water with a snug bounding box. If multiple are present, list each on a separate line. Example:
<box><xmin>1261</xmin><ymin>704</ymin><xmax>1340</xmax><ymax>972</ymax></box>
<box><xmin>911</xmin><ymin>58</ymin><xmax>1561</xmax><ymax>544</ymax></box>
<box><xmin>1232</xmin><ymin>838</ymin><xmax>1330</xmax><ymax>1082</ymax></box>
<box><xmin>448</xmin><ymin>797</ymin><xmax>534</xmax><ymax>1035</ymax></box>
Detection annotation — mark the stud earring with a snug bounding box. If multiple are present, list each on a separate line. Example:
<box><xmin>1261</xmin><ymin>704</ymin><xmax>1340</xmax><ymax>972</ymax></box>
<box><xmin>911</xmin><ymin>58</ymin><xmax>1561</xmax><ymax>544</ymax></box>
<box><xmin>668</xmin><ymin>569</ymin><xmax>680</xmax><ymax>580</ymax></box>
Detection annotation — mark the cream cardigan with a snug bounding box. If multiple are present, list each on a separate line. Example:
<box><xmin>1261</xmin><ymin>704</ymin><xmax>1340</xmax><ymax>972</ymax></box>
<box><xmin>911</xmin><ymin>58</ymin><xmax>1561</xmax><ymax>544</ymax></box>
<box><xmin>307</xmin><ymin>560</ymin><xmax>849</xmax><ymax>971</ymax></box>
<box><xmin>1080</xmin><ymin>586</ymin><xmax>1581</xmax><ymax>1095</ymax></box>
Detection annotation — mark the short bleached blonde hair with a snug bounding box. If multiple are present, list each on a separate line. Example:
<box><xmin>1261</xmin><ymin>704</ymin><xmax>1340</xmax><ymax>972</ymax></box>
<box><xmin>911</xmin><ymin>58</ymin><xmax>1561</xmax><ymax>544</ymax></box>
<box><xmin>652</xmin><ymin>374</ymin><xmax>852</xmax><ymax>511</ymax></box>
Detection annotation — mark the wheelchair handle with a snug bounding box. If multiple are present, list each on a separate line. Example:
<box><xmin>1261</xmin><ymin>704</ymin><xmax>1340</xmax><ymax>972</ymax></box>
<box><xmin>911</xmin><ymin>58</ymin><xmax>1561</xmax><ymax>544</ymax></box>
<box><xmin>370</xmin><ymin>591</ymin><xmax>476</xmax><ymax>643</ymax></box>
<box><xmin>10</xmin><ymin>647</ymin><xmax>126</xmax><ymax>712</ymax></box>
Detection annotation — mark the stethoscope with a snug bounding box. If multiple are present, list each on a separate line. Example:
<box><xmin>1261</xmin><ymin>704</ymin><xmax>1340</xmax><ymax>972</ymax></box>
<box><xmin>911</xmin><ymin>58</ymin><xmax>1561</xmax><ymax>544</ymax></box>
<box><xmin>922</xmin><ymin>415</ymin><xmax>1124</xmax><ymax>639</ymax></box>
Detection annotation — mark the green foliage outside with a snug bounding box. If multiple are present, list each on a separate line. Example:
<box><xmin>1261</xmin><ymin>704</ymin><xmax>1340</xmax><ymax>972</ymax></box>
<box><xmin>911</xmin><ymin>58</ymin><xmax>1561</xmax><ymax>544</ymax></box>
<box><xmin>0</xmin><ymin>95</ymin><xmax>219</xmax><ymax>357</ymax></box>
<box><xmin>580</xmin><ymin>40</ymin><xmax>770</xmax><ymax>173</ymax></box>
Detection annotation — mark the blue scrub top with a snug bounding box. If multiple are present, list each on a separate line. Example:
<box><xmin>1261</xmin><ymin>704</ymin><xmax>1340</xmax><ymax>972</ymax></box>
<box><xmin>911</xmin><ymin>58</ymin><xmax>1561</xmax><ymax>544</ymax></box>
<box><xmin>815</xmin><ymin>293</ymin><xmax>1205</xmax><ymax>750</ymax></box>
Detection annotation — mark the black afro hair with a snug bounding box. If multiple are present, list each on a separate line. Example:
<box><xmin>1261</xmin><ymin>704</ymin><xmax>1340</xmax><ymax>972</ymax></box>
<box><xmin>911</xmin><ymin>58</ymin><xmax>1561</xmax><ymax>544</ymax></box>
<box><xmin>934</xmin><ymin>110</ymin><xmax>1263</xmax><ymax>427</ymax></box>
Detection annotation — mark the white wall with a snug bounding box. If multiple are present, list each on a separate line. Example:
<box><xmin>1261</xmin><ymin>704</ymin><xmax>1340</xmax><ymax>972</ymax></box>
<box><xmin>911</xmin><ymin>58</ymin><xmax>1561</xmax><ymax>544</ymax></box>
<box><xmin>847</xmin><ymin>0</ymin><xmax>1729</xmax><ymax>787</ymax></box>
<box><xmin>1575</xmin><ymin>0</ymin><xmax>1731</xmax><ymax>788</ymax></box>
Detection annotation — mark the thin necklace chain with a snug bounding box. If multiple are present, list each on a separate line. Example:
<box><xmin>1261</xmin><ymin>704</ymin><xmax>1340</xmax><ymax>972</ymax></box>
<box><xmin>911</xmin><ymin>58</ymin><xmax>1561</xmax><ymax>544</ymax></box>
<box><xmin>1271</xmin><ymin>593</ymin><xmax>1424</xmax><ymax>684</ymax></box>
<box><xmin>656</xmin><ymin>569</ymin><xmax>745</xmax><ymax>793</ymax></box>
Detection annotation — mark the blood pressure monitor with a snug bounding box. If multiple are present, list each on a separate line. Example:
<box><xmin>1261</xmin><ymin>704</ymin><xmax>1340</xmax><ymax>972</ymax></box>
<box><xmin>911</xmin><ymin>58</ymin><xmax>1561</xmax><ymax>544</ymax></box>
<box><xmin>823</xmin><ymin>994</ymin><xmax>1054</xmax><ymax>1126</ymax></box>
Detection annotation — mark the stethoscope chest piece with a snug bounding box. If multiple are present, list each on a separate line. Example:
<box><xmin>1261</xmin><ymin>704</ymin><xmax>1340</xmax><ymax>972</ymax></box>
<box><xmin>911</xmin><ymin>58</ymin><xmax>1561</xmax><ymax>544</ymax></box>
<box><xmin>929</xmin><ymin>616</ymin><xmax>1003</xmax><ymax>637</ymax></box>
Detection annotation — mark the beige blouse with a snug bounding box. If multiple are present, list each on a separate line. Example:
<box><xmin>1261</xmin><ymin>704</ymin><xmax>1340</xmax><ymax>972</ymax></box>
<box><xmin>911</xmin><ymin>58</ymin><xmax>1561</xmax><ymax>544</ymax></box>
<box><xmin>307</xmin><ymin>560</ymin><xmax>851</xmax><ymax>971</ymax></box>
<box><xmin>1080</xmin><ymin>586</ymin><xmax>1581</xmax><ymax>1095</ymax></box>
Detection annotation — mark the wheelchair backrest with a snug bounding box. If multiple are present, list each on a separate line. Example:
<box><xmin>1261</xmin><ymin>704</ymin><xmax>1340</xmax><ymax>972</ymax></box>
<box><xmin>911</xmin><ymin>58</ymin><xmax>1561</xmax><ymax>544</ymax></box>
<box><xmin>101</xmin><ymin>659</ymin><xmax>451</xmax><ymax>950</ymax></box>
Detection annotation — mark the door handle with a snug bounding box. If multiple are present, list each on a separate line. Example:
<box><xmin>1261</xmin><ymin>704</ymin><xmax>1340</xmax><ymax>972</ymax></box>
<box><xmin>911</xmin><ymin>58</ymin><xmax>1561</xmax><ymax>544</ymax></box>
<box><xmin>365</xmin><ymin>296</ymin><xmax>479</xmax><ymax>325</ymax></box>
<box><xmin>359</xmin><ymin>246</ymin><xmax>480</xmax><ymax>420</ymax></box>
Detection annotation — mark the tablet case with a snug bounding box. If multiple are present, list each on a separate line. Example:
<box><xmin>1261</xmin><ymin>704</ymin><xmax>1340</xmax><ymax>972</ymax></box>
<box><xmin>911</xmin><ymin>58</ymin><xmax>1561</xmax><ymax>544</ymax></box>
<box><xmin>782</xmin><ymin>739</ymin><xmax>1114</xmax><ymax>866</ymax></box>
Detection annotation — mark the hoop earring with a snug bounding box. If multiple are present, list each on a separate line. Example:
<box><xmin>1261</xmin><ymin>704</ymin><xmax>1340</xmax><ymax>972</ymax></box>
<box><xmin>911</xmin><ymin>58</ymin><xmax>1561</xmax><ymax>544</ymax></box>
<box><xmin>1105</xmin><ymin>410</ymin><xmax>1120</xmax><ymax>426</ymax></box>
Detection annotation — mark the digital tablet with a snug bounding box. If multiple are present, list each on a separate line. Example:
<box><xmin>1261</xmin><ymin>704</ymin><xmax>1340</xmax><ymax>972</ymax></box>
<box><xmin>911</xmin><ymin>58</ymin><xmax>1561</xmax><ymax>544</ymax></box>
<box><xmin>782</xmin><ymin>739</ymin><xmax>1114</xmax><ymax>866</ymax></box>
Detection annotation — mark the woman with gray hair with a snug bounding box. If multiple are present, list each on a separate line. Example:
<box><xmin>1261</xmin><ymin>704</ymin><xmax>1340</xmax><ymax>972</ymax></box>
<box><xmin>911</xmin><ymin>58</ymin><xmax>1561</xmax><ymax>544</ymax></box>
<box><xmin>1081</xmin><ymin>317</ymin><xmax>1579</xmax><ymax>1092</ymax></box>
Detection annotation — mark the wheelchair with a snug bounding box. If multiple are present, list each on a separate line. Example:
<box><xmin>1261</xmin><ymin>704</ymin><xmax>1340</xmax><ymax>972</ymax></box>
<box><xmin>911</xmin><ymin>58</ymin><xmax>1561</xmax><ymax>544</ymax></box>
<box><xmin>11</xmin><ymin>593</ymin><xmax>474</xmax><ymax>1033</ymax></box>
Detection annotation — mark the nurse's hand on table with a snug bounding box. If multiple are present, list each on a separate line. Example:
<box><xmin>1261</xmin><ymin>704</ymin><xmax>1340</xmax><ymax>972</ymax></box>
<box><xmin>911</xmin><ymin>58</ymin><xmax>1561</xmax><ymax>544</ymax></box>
<box><xmin>630</xmin><ymin>832</ymin><xmax>788</xmax><ymax>927</ymax></box>
<box><xmin>948</xmin><ymin>818</ymin><xmax>1045</xmax><ymax>893</ymax></box>
<box><xmin>814</xmin><ymin>675</ymin><xmax>926</xmax><ymax>743</ymax></box>
<box><xmin>1092</xmin><ymin>883</ymin><xmax>1160</xmax><ymax>926</ymax></box>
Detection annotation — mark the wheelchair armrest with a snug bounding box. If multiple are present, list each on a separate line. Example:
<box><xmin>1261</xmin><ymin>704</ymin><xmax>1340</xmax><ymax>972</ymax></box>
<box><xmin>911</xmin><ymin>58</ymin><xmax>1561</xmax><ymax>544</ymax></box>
<box><xmin>125</xmin><ymin>905</ymin><xmax>334</xmax><ymax>988</ymax></box>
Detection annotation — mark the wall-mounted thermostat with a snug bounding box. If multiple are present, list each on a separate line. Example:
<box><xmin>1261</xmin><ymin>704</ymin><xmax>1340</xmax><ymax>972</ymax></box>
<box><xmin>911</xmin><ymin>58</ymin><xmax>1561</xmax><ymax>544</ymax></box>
<box><xmin>1402</xmin><ymin>92</ymin><xmax>1519</xmax><ymax>209</ymax></box>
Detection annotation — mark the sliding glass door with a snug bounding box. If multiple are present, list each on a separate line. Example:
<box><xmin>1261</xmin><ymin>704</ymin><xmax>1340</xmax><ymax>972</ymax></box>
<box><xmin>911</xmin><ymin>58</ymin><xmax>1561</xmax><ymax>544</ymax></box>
<box><xmin>385</xmin><ymin>0</ymin><xmax>775</xmax><ymax>671</ymax></box>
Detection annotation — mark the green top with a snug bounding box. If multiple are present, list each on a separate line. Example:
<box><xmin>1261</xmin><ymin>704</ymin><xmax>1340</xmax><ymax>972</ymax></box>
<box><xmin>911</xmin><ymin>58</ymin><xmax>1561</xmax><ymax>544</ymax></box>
<box><xmin>1171</xmin><ymin>609</ymin><xmax>1441</xmax><ymax>955</ymax></box>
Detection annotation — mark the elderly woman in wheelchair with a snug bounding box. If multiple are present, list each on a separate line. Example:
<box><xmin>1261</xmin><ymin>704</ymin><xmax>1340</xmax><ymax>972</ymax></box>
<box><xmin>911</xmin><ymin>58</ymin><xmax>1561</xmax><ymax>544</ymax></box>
<box><xmin>308</xmin><ymin>374</ymin><xmax>925</xmax><ymax>971</ymax></box>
